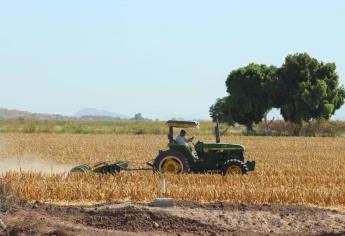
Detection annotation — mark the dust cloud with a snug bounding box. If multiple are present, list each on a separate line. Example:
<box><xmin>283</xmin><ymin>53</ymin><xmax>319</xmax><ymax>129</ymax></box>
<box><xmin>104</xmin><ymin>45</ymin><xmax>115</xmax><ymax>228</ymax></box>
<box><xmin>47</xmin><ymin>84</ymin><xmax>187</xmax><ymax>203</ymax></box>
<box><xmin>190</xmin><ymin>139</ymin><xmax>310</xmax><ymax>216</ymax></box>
<box><xmin>0</xmin><ymin>156</ymin><xmax>75</xmax><ymax>174</ymax></box>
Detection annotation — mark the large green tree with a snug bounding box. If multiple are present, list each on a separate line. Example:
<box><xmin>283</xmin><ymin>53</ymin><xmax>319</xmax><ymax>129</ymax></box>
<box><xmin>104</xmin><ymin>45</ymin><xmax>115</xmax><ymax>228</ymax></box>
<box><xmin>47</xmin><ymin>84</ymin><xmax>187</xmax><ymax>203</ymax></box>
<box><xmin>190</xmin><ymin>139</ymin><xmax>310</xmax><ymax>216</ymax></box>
<box><xmin>279</xmin><ymin>53</ymin><xmax>345</xmax><ymax>126</ymax></box>
<box><xmin>214</xmin><ymin>63</ymin><xmax>278</xmax><ymax>131</ymax></box>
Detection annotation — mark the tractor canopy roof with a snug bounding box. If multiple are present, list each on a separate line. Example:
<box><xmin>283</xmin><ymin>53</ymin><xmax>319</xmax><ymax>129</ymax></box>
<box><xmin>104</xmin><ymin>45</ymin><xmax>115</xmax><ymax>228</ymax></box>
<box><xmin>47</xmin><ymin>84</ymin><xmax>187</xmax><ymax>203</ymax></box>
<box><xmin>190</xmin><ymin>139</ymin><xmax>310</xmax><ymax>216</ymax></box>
<box><xmin>166</xmin><ymin>120</ymin><xmax>200</xmax><ymax>129</ymax></box>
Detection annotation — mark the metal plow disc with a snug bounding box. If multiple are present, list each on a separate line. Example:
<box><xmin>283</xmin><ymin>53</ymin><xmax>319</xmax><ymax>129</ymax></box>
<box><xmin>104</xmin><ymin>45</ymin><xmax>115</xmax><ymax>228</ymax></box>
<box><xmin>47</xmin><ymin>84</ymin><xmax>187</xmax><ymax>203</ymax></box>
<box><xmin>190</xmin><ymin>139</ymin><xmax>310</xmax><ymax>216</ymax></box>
<box><xmin>70</xmin><ymin>164</ymin><xmax>92</xmax><ymax>173</ymax></box>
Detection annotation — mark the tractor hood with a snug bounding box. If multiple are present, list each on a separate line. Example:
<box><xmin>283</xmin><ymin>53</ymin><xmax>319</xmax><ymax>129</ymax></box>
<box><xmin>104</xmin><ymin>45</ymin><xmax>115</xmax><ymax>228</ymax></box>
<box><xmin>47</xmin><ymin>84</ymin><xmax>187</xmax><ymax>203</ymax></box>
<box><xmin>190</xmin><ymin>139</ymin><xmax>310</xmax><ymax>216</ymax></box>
<box><xmin>202</xmin><ymin>143</ymin><xmax>244</xmax><ymax>151</ymax></box>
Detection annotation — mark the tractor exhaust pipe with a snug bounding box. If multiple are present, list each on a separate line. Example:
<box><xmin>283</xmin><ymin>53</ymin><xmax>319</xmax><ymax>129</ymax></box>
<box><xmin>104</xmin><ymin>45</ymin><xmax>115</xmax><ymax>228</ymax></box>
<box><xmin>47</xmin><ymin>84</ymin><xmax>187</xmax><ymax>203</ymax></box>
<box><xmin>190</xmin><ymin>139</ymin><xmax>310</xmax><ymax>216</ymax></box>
<box><xmin>215</xmin><ymin>121</ymin><xmax>220</xmax><ymax>143</ymax></box>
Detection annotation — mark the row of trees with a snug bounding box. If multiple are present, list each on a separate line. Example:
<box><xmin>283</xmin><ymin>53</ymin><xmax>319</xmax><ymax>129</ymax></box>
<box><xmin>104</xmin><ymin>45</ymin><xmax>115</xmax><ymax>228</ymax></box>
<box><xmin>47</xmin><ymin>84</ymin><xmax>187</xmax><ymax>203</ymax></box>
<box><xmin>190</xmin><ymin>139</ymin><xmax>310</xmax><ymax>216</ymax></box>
<box><xmin>210</xmin><ymin>53</ymin><xmax>345</xmax><ymax>133</ymax></box>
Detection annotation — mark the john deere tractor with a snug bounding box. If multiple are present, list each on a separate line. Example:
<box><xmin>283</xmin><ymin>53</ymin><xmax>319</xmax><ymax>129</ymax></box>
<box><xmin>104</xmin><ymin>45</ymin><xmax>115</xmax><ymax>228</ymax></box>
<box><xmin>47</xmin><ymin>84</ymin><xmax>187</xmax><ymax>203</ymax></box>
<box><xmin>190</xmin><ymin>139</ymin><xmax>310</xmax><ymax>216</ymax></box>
<box><xmin>153</xmin><ymin>120</ymin><xmax>255</xmax><ymax>175</ymax></box>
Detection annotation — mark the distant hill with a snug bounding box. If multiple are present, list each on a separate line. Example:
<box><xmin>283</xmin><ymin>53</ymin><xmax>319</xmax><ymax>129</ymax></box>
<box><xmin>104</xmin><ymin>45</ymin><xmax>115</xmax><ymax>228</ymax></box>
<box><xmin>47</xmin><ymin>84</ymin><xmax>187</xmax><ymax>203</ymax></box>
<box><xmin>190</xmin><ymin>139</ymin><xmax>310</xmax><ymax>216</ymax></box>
<box><xmin>0</xmin><ymin>107</ymin><xmax>129</xmax><ymax>121</ymax></box>
<box><xmin>0</xmin><ymin>108</ymin><xmax>69</xmax><ymax>120</ymax></box>
<box><xmin>74</xmin><ymin>108</ymin><xmax>128</xmax><ymax>119</ymax></box>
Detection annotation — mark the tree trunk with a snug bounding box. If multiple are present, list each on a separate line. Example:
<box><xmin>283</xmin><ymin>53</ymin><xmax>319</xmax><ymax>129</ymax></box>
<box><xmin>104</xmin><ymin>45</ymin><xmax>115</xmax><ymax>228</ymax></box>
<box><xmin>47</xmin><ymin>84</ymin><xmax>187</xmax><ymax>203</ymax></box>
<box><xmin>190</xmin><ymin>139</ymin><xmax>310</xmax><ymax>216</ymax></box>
<box><xmin>246</xmin><ymin>122</ymin><xmax>254</xmax><ymax>133</ymax></box>
<box><xmin>293</xmin><ymin>121</ymin><xmax>303</xmax><ymax>136</ymax></box>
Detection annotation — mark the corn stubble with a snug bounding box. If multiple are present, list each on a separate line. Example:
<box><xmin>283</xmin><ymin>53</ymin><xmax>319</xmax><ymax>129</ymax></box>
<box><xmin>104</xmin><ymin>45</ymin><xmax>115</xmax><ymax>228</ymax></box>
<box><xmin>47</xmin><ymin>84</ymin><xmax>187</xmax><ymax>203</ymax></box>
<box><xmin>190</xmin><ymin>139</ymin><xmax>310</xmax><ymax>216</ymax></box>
<box><xmin>0</xmin><ymin>134</ymin><xmax>344</xmax><ymax>207</ymax></box>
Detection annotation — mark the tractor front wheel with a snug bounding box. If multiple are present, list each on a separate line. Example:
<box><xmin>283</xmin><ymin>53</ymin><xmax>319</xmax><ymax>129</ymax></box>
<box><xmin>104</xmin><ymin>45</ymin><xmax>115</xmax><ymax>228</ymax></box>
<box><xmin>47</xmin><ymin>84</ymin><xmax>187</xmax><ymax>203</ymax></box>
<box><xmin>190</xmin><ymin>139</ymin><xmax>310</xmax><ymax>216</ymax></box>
<box><xmin>222</xmin><ymin>159</ymin><xmax>248</xmax><ymax>175</ymax></box>
<box><xmin>154</xmin><ymin>150</ymin><xmax>190</xmax><ymax>174</ymax></box>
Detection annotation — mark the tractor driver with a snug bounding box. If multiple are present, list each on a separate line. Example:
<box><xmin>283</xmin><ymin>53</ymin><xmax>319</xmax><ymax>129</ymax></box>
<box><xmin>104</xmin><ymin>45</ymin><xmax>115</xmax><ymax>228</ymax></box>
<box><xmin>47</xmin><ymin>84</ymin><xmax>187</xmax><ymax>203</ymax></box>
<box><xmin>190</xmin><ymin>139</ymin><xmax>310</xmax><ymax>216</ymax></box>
<box><xmin>176</xmin><ymin>130</ymin><xmax>194</xmax><ymax>145</ymax></box>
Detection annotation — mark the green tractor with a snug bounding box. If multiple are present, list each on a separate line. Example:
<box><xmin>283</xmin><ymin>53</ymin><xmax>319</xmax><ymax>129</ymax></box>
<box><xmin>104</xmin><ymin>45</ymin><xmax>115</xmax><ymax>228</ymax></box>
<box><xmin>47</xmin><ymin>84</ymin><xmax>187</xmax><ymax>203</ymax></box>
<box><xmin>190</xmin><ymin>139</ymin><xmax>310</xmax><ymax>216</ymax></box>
<box><xmin>152</xmin><ymin>120</ymin><xmax>255</xmax><ymax>175</ymax></box>
<box><xmin>70</xmin><ymin>120</ymin><xmax>255</xmax><ymax>175</ymax></box>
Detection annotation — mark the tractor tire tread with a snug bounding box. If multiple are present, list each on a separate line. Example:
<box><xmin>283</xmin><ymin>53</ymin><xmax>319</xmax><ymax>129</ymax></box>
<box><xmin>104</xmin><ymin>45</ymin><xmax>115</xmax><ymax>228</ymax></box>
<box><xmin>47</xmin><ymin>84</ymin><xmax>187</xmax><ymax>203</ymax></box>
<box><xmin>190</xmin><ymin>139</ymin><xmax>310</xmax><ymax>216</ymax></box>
<box><xmin>222</xmin><ymin>159</ymin><xmax>249</xmax><ymax>175</ymax></box>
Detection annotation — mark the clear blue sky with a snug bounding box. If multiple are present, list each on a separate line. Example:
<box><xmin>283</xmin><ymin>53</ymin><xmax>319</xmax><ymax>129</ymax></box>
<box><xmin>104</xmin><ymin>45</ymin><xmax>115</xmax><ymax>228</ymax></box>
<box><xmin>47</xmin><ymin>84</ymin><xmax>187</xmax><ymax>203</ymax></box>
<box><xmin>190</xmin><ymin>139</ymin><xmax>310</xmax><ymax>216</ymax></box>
<box><xmin>1</xmin><ymin>0</ymin><xmax>345</xmax><ymax>119</ymax></box>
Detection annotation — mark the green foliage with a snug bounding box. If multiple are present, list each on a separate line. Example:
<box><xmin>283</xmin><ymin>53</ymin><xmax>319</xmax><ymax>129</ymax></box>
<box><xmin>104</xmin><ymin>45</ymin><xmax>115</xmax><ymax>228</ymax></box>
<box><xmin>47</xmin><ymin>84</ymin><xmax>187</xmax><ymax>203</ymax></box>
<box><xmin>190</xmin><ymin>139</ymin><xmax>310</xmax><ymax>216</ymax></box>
<box><xmin>224</xmin><ymin>63</ymin><xmax>278</xmax><ymax>131</ymax></box>
<box><xmin>0</xmin><ymin>120</ymin><xmax>244</xmax><ymax>135</ymax></box>
<box><xmin>133</xmin><ymin>113</ymin><xmax>145</xmax><ymax>120</ymax></box>
<box><xmin>211</xmin><ymin>53</ymin><xmax>345</xmax><ymax>134</ymax></box>
<box><xmin>279</xmin><ymin>53</ymin><xmax>345</xmax><ymax>124</ymax></box>
<box><xmin>255</xmin><ymin>120</ymin><xmax>345</xmax><ymax>137</ymax></box>
<box><xmin>1</xmin><ymin>119</ymin><xmax>345</xmax><ymax>137</ymax></box>
<box><xmin>209</xmin><ymin>97</ymin><xmax>234</xmax><ymax>125</ymax></box>
<box><xmin>22</xmin><ymin>122</ymin><xmax>37</xmax><ymax>133</ymax></box>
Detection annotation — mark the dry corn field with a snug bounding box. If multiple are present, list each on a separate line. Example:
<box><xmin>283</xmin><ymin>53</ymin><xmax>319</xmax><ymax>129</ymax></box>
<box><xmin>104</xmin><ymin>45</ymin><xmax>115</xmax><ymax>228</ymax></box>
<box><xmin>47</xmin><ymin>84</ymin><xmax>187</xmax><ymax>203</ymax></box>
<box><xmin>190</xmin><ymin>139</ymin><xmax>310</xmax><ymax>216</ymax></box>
<box><xmin>0</xmin><ymin>133</ymin><xmax>344</xmax><ymax>208</ymax></box>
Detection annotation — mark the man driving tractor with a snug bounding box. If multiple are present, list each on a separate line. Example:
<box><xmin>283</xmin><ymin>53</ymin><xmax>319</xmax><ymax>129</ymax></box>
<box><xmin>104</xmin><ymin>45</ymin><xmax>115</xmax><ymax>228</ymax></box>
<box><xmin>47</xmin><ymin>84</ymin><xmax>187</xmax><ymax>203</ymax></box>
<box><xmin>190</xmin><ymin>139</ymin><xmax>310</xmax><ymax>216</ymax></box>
<box><xmin>176</xmin><ymin>130</ymin><xmax>194</xmax><ymax>145</ymax></box>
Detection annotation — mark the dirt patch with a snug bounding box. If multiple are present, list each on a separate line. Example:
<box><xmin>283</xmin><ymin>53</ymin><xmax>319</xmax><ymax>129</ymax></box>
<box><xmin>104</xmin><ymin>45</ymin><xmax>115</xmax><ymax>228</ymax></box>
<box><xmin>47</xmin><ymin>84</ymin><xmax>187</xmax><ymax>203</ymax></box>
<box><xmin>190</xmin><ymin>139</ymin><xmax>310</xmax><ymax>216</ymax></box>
<box><xmin>79</xmin><ymin>206</ymin><xmax>229</xmax><ymax>234</ymax></box>
<box><xmin>176</xmin><ymin>200</ymin><xmax>341</xmax><ymax>214</ymax></box>
<box><xmin>171</xmin><ymin>201</ymin><xmax>345</xmax><ymax>235</ymax></box>
<box><xmin>1</xmin><ymin>200</ymin><xmax>345</xmax><ymax>236</ymax></box>
<box><xmin>0</xmin><ymin>184</ymin><xmax>27</xmax><ymax>213</ymax></box>
<box><xmin>1</xmin><ymin>210</ymin><xmax>75</xmax><ymax>236</ymax></box>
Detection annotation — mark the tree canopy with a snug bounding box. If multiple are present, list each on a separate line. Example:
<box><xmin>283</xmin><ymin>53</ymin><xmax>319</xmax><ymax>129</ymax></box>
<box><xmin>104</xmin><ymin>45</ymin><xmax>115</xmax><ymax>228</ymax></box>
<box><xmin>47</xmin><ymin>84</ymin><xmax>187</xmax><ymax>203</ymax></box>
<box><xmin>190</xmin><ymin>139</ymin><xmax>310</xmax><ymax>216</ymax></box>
<box><xmin>210</xmin><ymin>53</ymin><xmax>345</xmax><ymax>132</ymax></box>
<box><xmin>210</xmin><ymin>64</ymin><xmax>278</xmax><ymax>130</ymax></box>
<box><xmin>279</xmin><ymin>53</ymin><xmax>345</xmax><ymax>124</ymax></box>
<box><xmin>209</xmin><ymin>97</ymin><xmax>234</xmax><ymax>125</ymax></box>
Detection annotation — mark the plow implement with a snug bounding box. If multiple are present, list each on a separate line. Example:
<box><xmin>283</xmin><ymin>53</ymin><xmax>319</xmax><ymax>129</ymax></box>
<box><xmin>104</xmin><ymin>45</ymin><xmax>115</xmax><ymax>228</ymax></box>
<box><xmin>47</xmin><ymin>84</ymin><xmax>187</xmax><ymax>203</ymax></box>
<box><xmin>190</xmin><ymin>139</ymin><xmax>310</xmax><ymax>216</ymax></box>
<box><xmin>70</xmin><ymin>160</ymin><xmax>154</xmax><ymax>174</ymax></box>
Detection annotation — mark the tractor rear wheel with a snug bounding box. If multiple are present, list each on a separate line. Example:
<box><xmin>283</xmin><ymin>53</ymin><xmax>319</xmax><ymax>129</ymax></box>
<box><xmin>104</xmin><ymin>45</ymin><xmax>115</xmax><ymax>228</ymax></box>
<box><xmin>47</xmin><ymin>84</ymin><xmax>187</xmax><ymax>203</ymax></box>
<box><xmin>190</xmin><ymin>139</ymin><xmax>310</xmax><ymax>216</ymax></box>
<box><xmin>154</xmin><ymin>150</ymin><xmax>190</xmax><ymax>174</ymax></box>
<box><xmin>222</xmin><ymin>159</ymin><xmax>248</xmax><ymax>175</ymax></box>
<box><xmin>70</xmin><ymin>164</ymin><xmax>91</xmax><ymax>173</ymax></box>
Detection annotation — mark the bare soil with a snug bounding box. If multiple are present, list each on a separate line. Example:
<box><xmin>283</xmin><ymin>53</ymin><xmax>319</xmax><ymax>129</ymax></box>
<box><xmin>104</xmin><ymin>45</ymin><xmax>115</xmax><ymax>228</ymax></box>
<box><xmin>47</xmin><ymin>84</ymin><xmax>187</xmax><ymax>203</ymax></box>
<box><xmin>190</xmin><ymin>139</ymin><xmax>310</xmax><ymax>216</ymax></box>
<box><xmin>1</xmin><ymin>192</ymin><xmax>345</xmax><ymax>236</ymax></box>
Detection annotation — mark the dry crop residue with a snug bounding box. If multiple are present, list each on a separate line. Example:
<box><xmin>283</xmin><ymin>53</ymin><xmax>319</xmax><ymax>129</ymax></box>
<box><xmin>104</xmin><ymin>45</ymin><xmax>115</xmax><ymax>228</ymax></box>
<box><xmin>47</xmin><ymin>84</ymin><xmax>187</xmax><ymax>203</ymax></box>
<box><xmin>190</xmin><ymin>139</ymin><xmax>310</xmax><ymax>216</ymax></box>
<box><xmin>0</xmin><ymin>133</ymin><xmax>345</xmax><ymax>209</ymax></box>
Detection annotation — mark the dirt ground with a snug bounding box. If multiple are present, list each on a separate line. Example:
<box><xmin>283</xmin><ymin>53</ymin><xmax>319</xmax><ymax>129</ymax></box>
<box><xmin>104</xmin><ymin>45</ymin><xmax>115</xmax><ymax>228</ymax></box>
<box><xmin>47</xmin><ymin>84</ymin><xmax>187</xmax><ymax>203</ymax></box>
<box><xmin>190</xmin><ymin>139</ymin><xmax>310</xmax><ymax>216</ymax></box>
<box><xmin>1</xmin><ymin>194</ymin><xmax>345</xmax><ymax>236</ymax></box>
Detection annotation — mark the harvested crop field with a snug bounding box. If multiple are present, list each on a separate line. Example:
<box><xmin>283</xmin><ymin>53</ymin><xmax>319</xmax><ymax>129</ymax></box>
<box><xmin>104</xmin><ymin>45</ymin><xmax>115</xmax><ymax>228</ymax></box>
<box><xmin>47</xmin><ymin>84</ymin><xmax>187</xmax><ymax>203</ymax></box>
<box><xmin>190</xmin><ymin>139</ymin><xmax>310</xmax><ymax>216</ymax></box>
<box><xmin>0</xmin><ymin>133</ymin><xmax>344</xmax><ymax>208</ymax></box>
<box><xmin>1</xmin><ymin>133</ymin><xmax>345</xmax><ymax>235</ymax></box>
